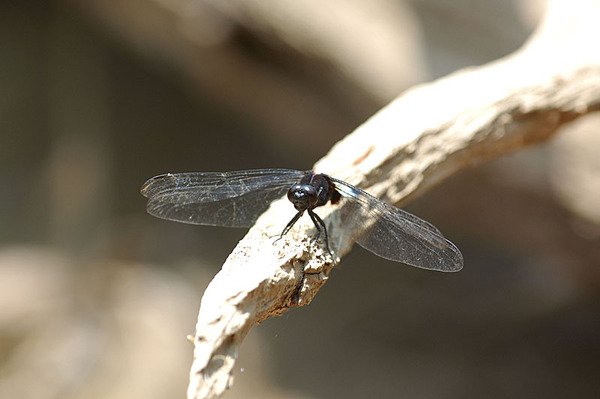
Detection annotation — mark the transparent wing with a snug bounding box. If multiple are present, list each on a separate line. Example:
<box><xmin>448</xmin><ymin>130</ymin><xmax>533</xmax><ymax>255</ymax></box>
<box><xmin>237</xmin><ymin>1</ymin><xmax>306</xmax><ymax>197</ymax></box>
<box><xmin>330</xmin><ymin>177</ymin><xmax>463</xmax><ymax>272</ymax></box>
<box><xmin>141</xmin><ymin>169</ymin><xmax>305</xmax><ymax>227</ymax></box>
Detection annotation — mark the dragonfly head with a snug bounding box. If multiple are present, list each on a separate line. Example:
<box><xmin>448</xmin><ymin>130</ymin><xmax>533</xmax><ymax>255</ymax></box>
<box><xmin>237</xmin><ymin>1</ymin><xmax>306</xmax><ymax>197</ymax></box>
<box><xmin>287</xmin><ymin>184</ymin><xmax>318</xmax><ymax>211</ymax></box>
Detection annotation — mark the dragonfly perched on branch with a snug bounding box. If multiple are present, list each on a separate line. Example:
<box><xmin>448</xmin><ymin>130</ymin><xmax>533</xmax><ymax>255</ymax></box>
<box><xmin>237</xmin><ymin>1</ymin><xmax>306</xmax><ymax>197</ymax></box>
<box><xmin>141</xmin><ymin>169</ymin><xmax>463</xmax><ymax>272</ymax></box>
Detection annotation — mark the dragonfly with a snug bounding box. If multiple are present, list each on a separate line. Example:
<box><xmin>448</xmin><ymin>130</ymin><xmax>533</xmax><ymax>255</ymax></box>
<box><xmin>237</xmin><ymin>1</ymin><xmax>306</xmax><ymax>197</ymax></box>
<box><xmin>140</xmin><ymin>169</ymin><xmax>463</xmax><ymax>272</ymax></box>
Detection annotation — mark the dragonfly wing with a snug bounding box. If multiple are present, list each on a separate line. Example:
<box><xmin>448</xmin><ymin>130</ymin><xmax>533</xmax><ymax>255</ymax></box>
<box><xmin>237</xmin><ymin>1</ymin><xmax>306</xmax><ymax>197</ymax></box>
<box><xmin>141</xmin><ymin>169</ymin><xmax>305</xmax><ymax>227</ymax></box>
<box><xmin>330</xmin><ymin>177</ymin><xmax>463</xmax><ymax>271</ymax></box>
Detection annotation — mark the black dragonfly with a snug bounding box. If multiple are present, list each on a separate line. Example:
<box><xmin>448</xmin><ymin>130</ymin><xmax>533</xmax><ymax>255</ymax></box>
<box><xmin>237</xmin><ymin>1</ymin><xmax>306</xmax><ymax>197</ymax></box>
<box><xmin>141</xmin><ymin>169</ymin><xmax>463</xmax><ymax>272</ymax></box>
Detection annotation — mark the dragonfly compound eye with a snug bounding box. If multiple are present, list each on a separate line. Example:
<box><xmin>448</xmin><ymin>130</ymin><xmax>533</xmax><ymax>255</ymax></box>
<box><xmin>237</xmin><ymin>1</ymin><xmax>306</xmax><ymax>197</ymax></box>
<box><xmin>287</xmin><ymin>184</ymin><xmax>317</xmax><ymax>210</ymax></box>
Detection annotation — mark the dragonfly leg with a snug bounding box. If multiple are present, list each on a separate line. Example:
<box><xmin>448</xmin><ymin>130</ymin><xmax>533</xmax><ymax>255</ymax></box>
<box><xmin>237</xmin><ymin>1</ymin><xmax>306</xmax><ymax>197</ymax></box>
<box><xmin>274</xmin><ymin>210</ymin><xmax>304</xmax><ymax>244</ymax></box>
<box><xmin>308</xmin><ymin>209</ymin><xmax>332</xmax><ymax>255</ymax></box>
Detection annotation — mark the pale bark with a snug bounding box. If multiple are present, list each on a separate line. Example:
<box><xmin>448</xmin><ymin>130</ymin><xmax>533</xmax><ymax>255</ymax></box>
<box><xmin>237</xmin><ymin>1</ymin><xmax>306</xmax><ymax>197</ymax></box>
<box><xmin>182</xmin><ymin>1</ymin><xmax>600</xmax><ymax>397</ymax></box>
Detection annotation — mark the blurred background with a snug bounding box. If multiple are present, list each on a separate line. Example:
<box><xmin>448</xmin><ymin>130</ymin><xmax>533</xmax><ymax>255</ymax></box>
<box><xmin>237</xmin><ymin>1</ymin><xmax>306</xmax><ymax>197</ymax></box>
<box><xmin>2</xmin><ymin>0</ymin><xmax>600</xmax><ymax>398</ymax></box>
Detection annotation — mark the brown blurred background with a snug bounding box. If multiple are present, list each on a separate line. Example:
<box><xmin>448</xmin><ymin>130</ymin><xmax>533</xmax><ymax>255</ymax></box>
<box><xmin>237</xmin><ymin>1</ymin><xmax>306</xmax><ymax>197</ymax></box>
<box><xmin>2</xmin><ymin>1</ymin><xmax>600</xmax><ymax>398</ymax></box>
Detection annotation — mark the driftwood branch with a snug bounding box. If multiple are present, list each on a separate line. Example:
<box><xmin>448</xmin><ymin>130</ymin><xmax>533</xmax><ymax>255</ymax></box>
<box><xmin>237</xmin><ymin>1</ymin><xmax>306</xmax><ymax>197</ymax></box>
<box><xmin>188</xmin><ymin>2</ymin><xmax>600</xmax><ymax>398</ymax></box>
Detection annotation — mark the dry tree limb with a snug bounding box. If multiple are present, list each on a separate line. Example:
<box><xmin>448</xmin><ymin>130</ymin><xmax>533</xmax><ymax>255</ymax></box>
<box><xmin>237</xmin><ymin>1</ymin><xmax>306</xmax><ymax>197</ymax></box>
<box><xmin>187</xmin><ymin>2</ymin><xmax>600</xmax><ymax>398</ymax></box>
